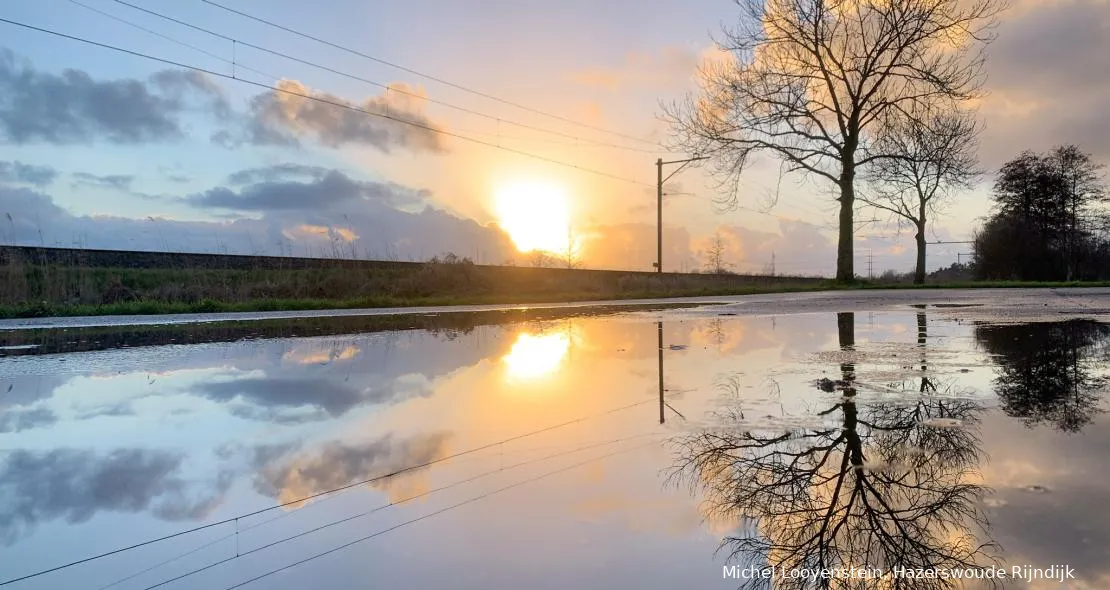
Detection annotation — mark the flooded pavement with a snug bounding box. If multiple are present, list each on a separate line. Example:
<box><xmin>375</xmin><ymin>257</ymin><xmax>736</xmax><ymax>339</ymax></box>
<box><xmin>2</xmin><ymin>301</ymin><xmax>1109</xmax><ymax>589</ymax></box>
<box><xmin>3</xmin><ymin>286</ymin><xmax>1108</xmax><ymax>331</ymax></box>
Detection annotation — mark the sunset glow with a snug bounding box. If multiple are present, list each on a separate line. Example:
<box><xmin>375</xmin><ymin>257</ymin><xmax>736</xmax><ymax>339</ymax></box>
<box><xmin>494</xmin><ymin>182</ymin><xmax>571</xmax><ymax>254</ymax></box>
<box><xmin>503</xmin><ymin>331</ymin><xmax>570</xmax><ymax>381</ymax></box>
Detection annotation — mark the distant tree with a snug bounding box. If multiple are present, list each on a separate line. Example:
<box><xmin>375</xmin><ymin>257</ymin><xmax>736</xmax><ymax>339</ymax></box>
<box><xmin>703</xmin><ymin>232</ymin><xmax>730</xmax><ymax>274</ymax></box>
<box><xmin>974</xmin><ymin>146</ymin><xmax>1107</xmax><ymax>280</ymax></box>
<box><xmin>1052</xmin><ymin>145</ymin><xmax>1107</xmax><ymax>279</ymax></box>
<box><xmin>560</xmin><ymin>227</ymin><xmax>583</xmax><ymax>269</ymax></box>
<box><xmin>430</xmin><ymin>252</ymin><xmax>474</xmax><ymax>265</ymax></box>
<box><xmin>861</xmin><ymin>112</ymin><xmax>980</xmax><ymax>284</ymax></box>
<box><xmin>667</xmin><ymin>0</ymin><xmax>1003</xmax><ymax>282</ymax></box>
<box><xmin>528</xmin><ymin>251</ymin><xmax>555</xmax><ymax>268</ymax></box>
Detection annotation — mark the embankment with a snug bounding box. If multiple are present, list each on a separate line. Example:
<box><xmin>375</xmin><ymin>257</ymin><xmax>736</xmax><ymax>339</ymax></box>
<box><xmin>0</xmin><ymin>245</ymin><xmax>825</xmax><ymax>318</ymax></box>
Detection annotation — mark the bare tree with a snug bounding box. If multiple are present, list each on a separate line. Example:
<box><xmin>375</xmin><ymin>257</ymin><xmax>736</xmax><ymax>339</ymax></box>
<box><xmin>862</xmin><ymin>111</ymin><xmax>981</xmax><ymax>284</ymax></box>
<box><xmin>703</xmin><ymin>232</ymin><xmax>730</xmax><ymax>274</ymax></box>
<box><xmin>668</xmin><ymin>0</ymin><xmax>1003</xmax><ymax>281</ymax></box>
<box><xmin>561</xmin><ymin>227</ymin><xmax>583</xmax><ymax>269</ymax></box>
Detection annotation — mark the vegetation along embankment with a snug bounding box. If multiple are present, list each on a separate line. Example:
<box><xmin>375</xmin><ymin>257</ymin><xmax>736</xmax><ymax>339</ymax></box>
<box><xmin>0</xmin><ymin>245</ymin><xmax>826</xmax><ymax>318</ymax></box>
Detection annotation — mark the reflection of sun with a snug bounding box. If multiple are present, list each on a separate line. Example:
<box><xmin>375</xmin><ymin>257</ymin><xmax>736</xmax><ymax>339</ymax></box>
<box><xmin>494</xmin><ymin>182</ymin><xmax>571</xmax><ymax>253</ymax></box>
<box><xmin>503</xmin><ymin>331</ymin><xmax>570</xmax><ymax>381</ymax></box>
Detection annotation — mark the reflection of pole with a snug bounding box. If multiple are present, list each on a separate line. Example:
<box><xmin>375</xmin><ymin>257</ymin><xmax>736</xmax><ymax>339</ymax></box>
<box><xmin>658</xmin><ymin>321</ymin><xmax>665</xmax><ymax>424</ymax></box>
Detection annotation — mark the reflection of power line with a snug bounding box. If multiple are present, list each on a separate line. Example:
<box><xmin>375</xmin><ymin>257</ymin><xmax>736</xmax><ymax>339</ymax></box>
<box><xmin>0</xmin><ymin>381</ymin><xmax>655</xmax><ymax>587</ymax></box>
<box><xmin>131</xmin><ymin>433</ymin><xmax>661</xmax><ymax>590</ymax></box>
<box><xmin>0</xmin><ymin>18</ymin><xmax>652</xmax><ymax>188</ymax></box>
<box><xmin>219</xmin><ymin>441</ymin><xmax>658</xmax><ymax>590</ymax></box>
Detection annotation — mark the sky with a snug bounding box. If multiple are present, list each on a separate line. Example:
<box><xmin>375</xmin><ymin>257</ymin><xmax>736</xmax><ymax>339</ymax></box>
<box><xmin>1</xmin><ymin>0</ymin><xmax>1108</xmax><ymax>276</ymax></box>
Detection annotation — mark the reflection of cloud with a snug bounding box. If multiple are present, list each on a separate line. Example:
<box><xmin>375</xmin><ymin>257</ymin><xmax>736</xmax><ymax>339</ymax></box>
<box><xmin>281</xmin><ymin>345</ymin><xmax>361</xmax><ymax>366</ymax></box>
<box><xmin>195</xmin><ymin>374</ymin><xmax>433</xmax><ymax>422</ymax></box>
<box><xmin>252</xmin><ymin>433</ymin><xmax>450</xmax><ymax>506</ymax></box>
<box><xmin>0</xmin><ymin>448</ymin><xmax>229</xmax><ymax>544</ymax></box>
<box><xmin>571</xmin><ymin>493</ymin><xmax>733</xmax><ymax>537</ymax></box>
<box><xmin>0</xmin><ymin>406</ymin><xmax>57</xmax><ymax>433</ymax></box>
<box><xmin>503</xmin><ymin>331</ymin><xmax>571</xmax><ymax>381</ymax></box>
<box><xmin>980</xmin><ymin>412</ymin><xmax>1110</xmax><ymax>583</ymax></box>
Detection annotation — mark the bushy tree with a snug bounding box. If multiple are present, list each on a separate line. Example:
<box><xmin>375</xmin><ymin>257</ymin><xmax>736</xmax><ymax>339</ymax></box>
<box><xmin>975</xmin><ymin>146</ymin><xmax>1107</xmax><ymax>280</ymax></box>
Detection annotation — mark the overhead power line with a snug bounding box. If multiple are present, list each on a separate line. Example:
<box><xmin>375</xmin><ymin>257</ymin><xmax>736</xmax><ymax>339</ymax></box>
<box><xmin>197</xmin><ymin>0</ymin><xmax>661</xmax><ymax>147</ymax></box>
<box><xmin>0</xmin><ymin>17</ymin><xmax>652</xmax><ymax>188</ymax></box>
<box><xmin>99</xmin><ymin>0</ymin><xmax>665</xmax><ymax>154</ymax></box>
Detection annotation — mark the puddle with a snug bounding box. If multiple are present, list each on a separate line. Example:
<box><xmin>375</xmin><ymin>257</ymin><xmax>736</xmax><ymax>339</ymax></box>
<box><xmin>1</xmin><ymin>310</ymin><xmax>1109</xmax><ymax>588</ymax></box>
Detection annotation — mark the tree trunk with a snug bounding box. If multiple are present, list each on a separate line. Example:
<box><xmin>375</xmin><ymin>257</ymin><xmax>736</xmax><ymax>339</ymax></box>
<box><xmin>836</xmin><ymin>166</ymin><xmax>856</xmax><ymax>282</ymax></box>
<box><xmin>914</xmin><ymin>225</ymin><xmax>927</xmax><ymax>285</ymax></box>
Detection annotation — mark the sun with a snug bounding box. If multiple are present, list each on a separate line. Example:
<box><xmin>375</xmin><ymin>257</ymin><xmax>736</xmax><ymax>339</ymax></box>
<box><xmin>494</xmin><ymin>182</ymin><xmax>571</xmax><ymax>253</ymax></box>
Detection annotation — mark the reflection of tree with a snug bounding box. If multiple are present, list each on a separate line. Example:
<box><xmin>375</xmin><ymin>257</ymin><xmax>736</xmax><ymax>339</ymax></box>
<box><xmin>975</xmin><ymin>320</ymin><xmax>1110</xmax><ymax>433</ymax></box>
<box><xmin>670</xmin><ymin>312</ymin><xmax>997</xmax><ymax>589</ymax></box>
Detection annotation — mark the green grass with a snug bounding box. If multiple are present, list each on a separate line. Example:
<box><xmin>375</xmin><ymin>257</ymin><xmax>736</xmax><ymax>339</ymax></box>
<box><xmin>3</xmin><ymin>253</ymin><xmax>1109</xmax><ymax>319</ymax></box>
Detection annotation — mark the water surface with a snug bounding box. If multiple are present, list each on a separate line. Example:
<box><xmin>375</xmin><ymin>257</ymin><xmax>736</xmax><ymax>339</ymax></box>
<box><xmin>2</xmin><ymin>307</ymin><xmax>1108</xmax><ymax>589</ymax></box>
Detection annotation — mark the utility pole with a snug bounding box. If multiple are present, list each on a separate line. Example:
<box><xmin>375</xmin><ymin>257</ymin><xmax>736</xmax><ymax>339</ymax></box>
<box><xmin>655</xmin><ymin>156</ymin><xmax>708</xmax><ymax>273</ymax></box>
<box><xmin>656</xmin><ymin>158</ymin><xmax>663</xmax><ymax>274</ymax></box>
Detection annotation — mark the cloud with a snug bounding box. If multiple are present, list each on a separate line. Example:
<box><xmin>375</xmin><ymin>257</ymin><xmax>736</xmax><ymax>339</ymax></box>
<box><xmin>190</xmin><ymin>169</ymin><xmax>427</xmax><ymax>211</ymax></box>
<box><xmin>579</xmin><ymin>218</ymin><xmax>834</xmax><ymax>274</ymax></box>
<box><xmin>579</xmin><ymin>222</ymin><xmax>696</xmax><ymax>271</ymax></box>
<box><xmin>569</xmin><ymin>47</ymin><xmax>702</xmax><ymax>91</ymax></box>
<box><xmin>230</xmin><ymin>79</ymin><xmax>448</xmax><ymax>153</ymax></box>
<box><xmin>979</xmin><ymin>0</ymin><xmax>1110</xmax><ymax>164</ymax></box>
<box><xmin>0</xmin><ymin>49</ymin><xmax>226</xmax><ymax>145</ymax></box>
<box><xmin>71</xmin><ymin>171</ymin><xmax>134</xmax><ymax>191</ymax></box>
<box><xmin>0</xmin><ymin>173</ymin><xmax>516</xmax><ymax>263</ymax></box>
<box><xmin>0</xmin><ymin>160</ymin><xmax>57</xmax><ymax>186</ymax></box>
<box><xmin>226</xmin><ymin>163</ymin><xmax>331</xmax><ymax>186</ymax></box>
<box><xmin>0</xmin><ymin>448</ymin><xmax>229</xmax><ymax>543</ymax></box>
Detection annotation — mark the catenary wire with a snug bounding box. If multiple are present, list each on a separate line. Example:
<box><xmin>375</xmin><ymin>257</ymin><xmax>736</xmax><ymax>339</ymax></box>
<box><xmin>196</xmin><ymin>0</ymin><xmax>661</xmax><ymax>147</ymax></box>
<box><xmin>102</xmin><ymin>0</ymin><xmax>669</xmax><ymax>154</ymax></box>
<box><xmin>0</xmin><ymin>17</ymin><xmax>653</xmax><ymax>189</ymax></box>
